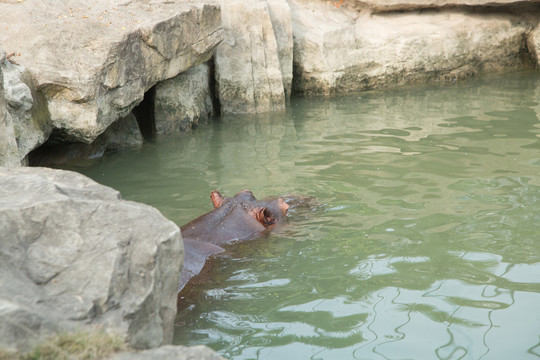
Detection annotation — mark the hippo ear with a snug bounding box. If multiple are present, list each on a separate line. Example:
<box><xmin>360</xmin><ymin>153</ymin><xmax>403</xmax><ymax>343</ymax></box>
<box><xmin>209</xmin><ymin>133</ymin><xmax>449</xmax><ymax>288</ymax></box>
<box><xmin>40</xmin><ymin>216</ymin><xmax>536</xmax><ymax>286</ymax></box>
<box><xmin>254</xmin><ymin>207</ymin><xmax>276</xmax><ymax>227</ymax></box>
<box><xmin>211</xmin><ymin>191</ymin><xmax>224</xmax><ymax>208</ymax></box>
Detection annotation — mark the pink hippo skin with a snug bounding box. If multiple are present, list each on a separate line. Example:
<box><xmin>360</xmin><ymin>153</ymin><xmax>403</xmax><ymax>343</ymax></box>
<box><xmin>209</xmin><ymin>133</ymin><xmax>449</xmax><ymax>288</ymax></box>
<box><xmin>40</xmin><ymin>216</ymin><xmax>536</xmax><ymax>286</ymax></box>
<box><xmin>179</xmin><ymin>190</ymin><xmax>289</xmax><ymax>292</ymax></box>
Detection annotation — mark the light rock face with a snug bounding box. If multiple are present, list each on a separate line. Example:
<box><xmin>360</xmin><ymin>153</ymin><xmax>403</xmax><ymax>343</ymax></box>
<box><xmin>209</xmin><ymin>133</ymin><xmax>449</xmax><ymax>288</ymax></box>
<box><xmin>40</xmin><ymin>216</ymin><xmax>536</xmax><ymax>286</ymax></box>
<box><xmin>154</xmin><ymin>63</ymin><xmax>214</xmax><ymax>135</ymax></box>
<box><xmin>0</xmin><ymin>167</ymin><xmax>183</xmax><ymax>351</ymax></box>
<box><xmin>0</xmin><ymin>53</ymin><xmax>19</xmax><ymax>167</ymax></box>
<box><xmin>0</xmin><ymin>0</ymin><xmax>222</xmax><ymax>144</ymax></box>
<box><xmin>214</xmin><ymin>0</ymin><xmax>292</xmax><ymax>114</ymax></box>
<box><xmin>108</xmin><ymin>345</ymin><xmax>227</xmax><ymax>360</ymax></box>
<box><xmin>1</xmin><ymin>55</ymin><xmax>48</xmax><ymax>165</ymax></box>
<box><xmin>267</xmin><ymin>0</ymin><xmax>294</xmax><ymax>100</ymax></box>
<box><xmin>527</xmin><ymin>23</ymin><xmax>540</xmax><ymax>65</ymax></box>
<box><xmin>290</xmin><ymin>1</ymin><xmax>534</xmax><ymax>95</ymax></box>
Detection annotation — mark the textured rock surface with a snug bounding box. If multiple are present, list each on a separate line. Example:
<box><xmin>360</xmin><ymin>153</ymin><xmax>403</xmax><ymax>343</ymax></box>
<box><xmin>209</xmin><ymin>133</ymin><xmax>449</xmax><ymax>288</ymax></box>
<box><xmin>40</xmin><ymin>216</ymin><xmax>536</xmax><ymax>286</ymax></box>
<box><xmin>527</xmin><ymin>23</ymin><xmax>540</xmax><ymax>66</ymax></box>
<box><xmin>267</xmin><ymin>0</ymin><xmax>294</xmax><ymax>101</ymax></box>
<box><xmin>215</xmin><ymin>0</ymin><xmax>289</xmax><ymax>114</ymax></box>
<box><xmin>108</xmin><ymin>345</ymin><xmax>227</xmax><ymax>360</ymax></box>
<box><xmin>349</xmin><ymin>0</ymin><xmax>540</xmax><ymax>12</ymax></box>
<box><xmin>0</xmin><ymin>53</ymin><xmax>19</xmax><ymax>167</ymax></box>
<box><xmin>290</xmin><ymin>1</ymin><xmax>534</xmax><ymax>95</ymax></box>
<box><xmin>0</xmin><ymin>0</ymin><xmax>222</xmax><ymax>144</ymax></box>
<box><xmin>1</xmin><ymin>54</ymin><xmax>47</xmax><ymax>165</ymax></box>
<box><xmin>154</xmin><ymin>62</ymin><xmax>214</xmax><ymax>135</ymax></box>
<box><xmin>0</xmin><ymin>167</ymin><xmax>183</xmax><ymax>351</ymax></box>
<box><xmin>28</xmin><ymin>113</ymin><xmax>143</xmax><ymax>167</ymax></box>
<box><xmin>101</xmin><ymin>112</ymin><xmax>144</xmax><ymax>151</ymax></box>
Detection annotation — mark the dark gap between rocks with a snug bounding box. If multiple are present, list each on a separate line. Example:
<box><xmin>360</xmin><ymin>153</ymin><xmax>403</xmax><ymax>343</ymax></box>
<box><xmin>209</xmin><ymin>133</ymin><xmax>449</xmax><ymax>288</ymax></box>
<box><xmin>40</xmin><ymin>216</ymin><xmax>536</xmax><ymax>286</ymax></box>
<box><xmin>133</xmin><ymin>85</ymin><xmax>157</xmax><ymax>141</ymax></box>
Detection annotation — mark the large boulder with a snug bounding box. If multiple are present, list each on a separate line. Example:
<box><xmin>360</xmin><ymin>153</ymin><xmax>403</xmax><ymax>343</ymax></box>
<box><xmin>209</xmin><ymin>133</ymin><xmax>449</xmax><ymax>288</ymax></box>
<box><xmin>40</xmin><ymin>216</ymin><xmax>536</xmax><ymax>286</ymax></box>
<box><xmin>154</xmin><ymin>62</ymin><xmax>214</xmax><ymax>135</ymax></box>
<box><xmin>215</xmin><ymin>0</ymin><xmax>292</xmax><ymax>114</ymax></box>
<box><xmin>0</xmin><ymin>167</ymin><xmax>183</xmax><ymax>352</ymax></box>
<box><xmin>0</xmin><ymin>0</ymin><xmax>222</xmax><ymax>144</ymax></box>
<box><xmin>290</xmin><ymin>0</ymin><xmax>534</xmax><ymax>95</ymax></box>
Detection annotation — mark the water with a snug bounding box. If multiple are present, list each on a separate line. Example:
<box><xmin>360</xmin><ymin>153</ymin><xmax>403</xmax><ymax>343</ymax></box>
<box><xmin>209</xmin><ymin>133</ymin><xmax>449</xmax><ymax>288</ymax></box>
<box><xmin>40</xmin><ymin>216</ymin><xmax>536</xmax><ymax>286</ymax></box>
<box><xmin>75</xmin><ymin>71</ymin><xmax>540</xmax><ymax>359</ymax></box>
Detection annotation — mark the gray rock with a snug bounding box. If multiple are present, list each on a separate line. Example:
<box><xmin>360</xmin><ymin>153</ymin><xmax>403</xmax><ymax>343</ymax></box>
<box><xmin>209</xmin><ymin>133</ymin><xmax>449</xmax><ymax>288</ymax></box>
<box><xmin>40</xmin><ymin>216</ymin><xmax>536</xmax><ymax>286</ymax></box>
<box><xmin>102</xmin><ymin>112</ymin><xmax>144</xmax><ymax>151</ymax></box>
<box><xmin>267</xmin><ymin>0</ymin><xmax>294</xmax><ymax>101</ymax></box>
<box><xmin>28</xmin><ymin>113</ymin><xmax>143</xmax><ymax>167</ymax></box>
<box><xmin>290</xmin><ymin>0</ymin><xmax>534</xmax><ymax>95</ymax></box>
<box><xmin>1</xmin><ymin>55</ymin><xmax>48</xmax><ymax>165</ymax></box>
<box><xmin>0</xmin><ymin>167</ymin><xmax>183</xmax><ymax>351</ymax></box>
<box><xmin>0</xmin><ymin>279</ymin><xmax>63</xmax><ymax>353</ymax></box>
<box><xmin>215</xmin><ymin>0</ymin><xmax>287</xmax><ymax>114</ymax></box>
<box><xmin>348</xmin><ymin>0</ymin><xmax>540</xmax><ymax>13</ymax></box>
<box><xmin>154</xmin><ymin>63</ymin><xmax>214</xmax><ymax>135</ymax></box>
<box><xmin>108</xmin><ymin>345</ymin><xmax>227</xmax><ymax>360</ymax></box>
<box><xmin>0</xmin><ymin>53</ymin><xmax>20</xmax><ymax>167</ymax></box>
<box><xmin>527</xmin><ymin>24</ymin><xmax>540</xmax><ymax>66</ymax></box>
<box><xmin>0</xmin><ymin>0</ymin><xmax>223</xmax><ymax>144</ymax></box>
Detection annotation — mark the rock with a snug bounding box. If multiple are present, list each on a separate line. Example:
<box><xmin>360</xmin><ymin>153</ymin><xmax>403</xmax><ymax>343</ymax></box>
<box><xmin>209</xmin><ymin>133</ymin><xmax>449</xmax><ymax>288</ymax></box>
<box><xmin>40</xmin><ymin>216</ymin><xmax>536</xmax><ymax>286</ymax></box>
<box><xmin>101</xmin><ymin>112</ymin><xmax>144</xmax><ymax>151</ymax></box>
<box><xmin>0</xmin><ymin>277</ymin><xmax>63</xmax><ymax>353</ymax></box>
<box><xmin>527</xmin><ymin>24</ymin><xmax>540</xmax><ymax>66</ymax></box>
<box><xmin>0</xmin><ymin>53</ymin><xmax>20</xmax><ymax>167</ymax></box>
<box><xmin>1</xmin><ymin>54</ymin><xmax>49</xmax><ymax>165</ymax></box>
<box><xmin>290</xmin><ymin>1</ymin><xmax>534</xmax><ymax>95</ymax></box>
<box><xmin>0</xmin><ymin>0</ymin><xmax>222</xmax><ymax>144</ymax></box>
<box><xmin>154</xmin><ymin>63</ymin><xmax>214</xmax><ymax>135</ymax></box>
<box><xmin>108</xmin><ymin>345</ymin><xmax>227</xmax><ymax>360</ymax></box>
<box><xmin>267</xmin><ymin>0</ymin><xmax>294</xmax><ymax>101</ymax></box>
<box><xmin>215</xmin><ymin>0</ymin><xmax>288</xmax><ymax>114</ymax></box>
<box><xmin>28</xmin><ymin>113</ymin><xmax>143</xmax><ymax>167</ymax></box>
<box><xmin>27</xmin><ymin>139</ymin><xmax>108</xmax><ymax>167</ymax></box>
<box><xmin>0</xmin><ymin>167</ymin><xmax>183</xmax><ymax>351</ymax></box>
<box><xmin>348</xmin><ymin>0</ymin><xmax>540</xmax><ymax>13</ymax></box>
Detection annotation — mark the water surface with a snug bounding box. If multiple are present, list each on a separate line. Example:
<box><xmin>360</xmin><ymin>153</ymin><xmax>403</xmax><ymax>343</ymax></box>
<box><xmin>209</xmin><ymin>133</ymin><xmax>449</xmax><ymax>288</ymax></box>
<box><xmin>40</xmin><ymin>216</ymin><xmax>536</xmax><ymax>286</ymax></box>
<box><xmin>77</xmin><ymin>71</ymin><xmax>540</xmax><ymax>360</ymax></box>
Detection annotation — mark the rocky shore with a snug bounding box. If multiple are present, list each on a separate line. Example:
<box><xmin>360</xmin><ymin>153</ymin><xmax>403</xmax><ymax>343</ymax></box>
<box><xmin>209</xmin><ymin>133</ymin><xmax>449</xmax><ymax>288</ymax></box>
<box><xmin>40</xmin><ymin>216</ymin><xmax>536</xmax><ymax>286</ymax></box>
<box><xmin>2</xmin><ymin>0</ymin><xmax>540</xmax><ymax>358</ymax></box>
<box><xmin>2</xmin><ymin>0</ymin><xmax>540</xmax><ymax>167</ymax></box>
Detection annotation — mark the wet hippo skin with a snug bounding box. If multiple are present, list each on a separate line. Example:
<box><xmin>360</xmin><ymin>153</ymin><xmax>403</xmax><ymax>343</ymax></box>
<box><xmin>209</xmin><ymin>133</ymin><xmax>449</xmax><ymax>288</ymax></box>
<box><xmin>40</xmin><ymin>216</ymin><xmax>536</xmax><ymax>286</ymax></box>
<box><xmin>179</xmin><ymin>190</ymin><xmax>289</xmax><ymax>292</ymax></box>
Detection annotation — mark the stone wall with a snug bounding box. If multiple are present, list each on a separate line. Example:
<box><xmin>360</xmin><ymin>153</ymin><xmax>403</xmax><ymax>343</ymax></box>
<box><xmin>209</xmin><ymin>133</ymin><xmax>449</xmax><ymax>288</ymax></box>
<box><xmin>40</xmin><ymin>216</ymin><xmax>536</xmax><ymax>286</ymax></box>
<box><xmin>290</xmin><ymin>0</ymin><xmax>538</xmax><ymax>95</ymax></box>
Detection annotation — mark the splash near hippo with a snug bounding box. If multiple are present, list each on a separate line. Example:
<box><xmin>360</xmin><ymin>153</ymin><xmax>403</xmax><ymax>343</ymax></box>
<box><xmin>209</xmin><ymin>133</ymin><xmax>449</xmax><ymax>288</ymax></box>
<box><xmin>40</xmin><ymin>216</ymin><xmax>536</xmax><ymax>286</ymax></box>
<box><xmin>179</xmin><ymin>190</ymin><xmax>290</xmax><ymax>292</ymax></box>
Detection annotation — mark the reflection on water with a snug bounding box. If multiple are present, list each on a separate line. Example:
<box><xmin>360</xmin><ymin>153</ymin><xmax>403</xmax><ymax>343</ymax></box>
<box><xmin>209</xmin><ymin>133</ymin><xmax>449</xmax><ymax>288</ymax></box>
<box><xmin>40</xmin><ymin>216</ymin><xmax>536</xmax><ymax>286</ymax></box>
<box><xmin>76</xmin><ymin>71</ymin><xmax>540</xmax><ymax>359</ymax></box>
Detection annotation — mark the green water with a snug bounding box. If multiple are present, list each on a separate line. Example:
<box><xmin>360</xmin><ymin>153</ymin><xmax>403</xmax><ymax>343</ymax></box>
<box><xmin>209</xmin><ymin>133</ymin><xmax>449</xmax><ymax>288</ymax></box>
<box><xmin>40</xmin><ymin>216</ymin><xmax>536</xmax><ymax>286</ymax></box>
<box><xmin>77</xmin><ymin>71</ymin><xmax>540</xmax><ymax>359</ymax></box>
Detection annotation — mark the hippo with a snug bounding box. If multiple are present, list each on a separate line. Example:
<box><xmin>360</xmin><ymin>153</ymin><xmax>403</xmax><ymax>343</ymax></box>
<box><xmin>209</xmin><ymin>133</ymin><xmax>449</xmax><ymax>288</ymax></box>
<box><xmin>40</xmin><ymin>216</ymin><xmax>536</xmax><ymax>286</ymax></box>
<box><xmin>179</xmin><ymin>190</ymin><xmax>290</xmax><ymax>292</ymax></box>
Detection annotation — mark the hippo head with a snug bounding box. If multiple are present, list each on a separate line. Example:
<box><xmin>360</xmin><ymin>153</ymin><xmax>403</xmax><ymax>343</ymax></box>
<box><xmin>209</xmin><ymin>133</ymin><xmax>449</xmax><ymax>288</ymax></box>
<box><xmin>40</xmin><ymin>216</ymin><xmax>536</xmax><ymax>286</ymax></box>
<box><xmin>211</xmin><ymin>190</ymin><xmax>289</xmax><ymax>227</ymax></box>
<box><xmin>179</xmin><ymin>190</ymin><xmax>289</xmax><ymax>292</ymax></box>
<box><xmin>180</xmin><ymin>190</ymin><xmax>289</xmax><ymax>245</ymax></box>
